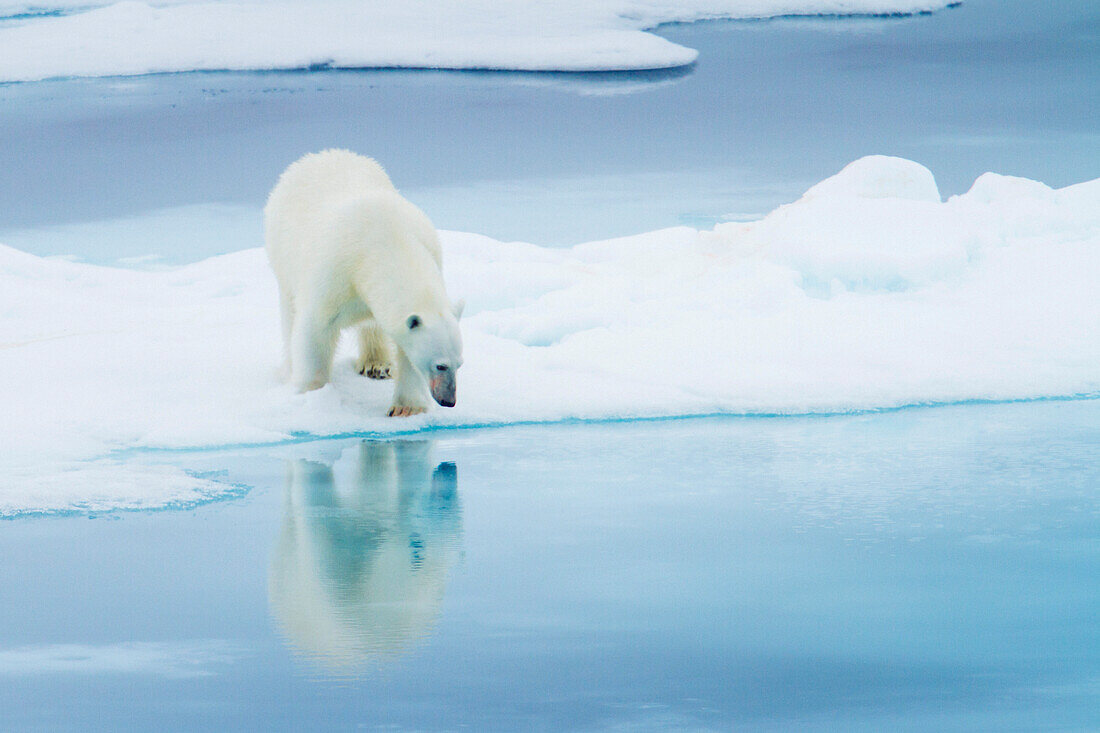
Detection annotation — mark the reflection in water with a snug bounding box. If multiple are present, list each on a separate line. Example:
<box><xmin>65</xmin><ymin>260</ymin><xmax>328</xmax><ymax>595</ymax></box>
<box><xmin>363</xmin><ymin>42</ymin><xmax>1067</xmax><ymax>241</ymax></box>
<box><xmin>268</xmin><ymin>441</ymin><xmax>462</xmax><ymax>673</ymax></box>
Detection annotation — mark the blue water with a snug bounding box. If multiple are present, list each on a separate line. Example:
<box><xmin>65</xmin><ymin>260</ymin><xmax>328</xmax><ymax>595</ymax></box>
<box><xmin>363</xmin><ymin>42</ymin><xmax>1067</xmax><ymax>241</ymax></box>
<box><xmin>0</xmin><ymin>0</ymin><xmax>1096</xmax><ymax>255</ymax></box>
<box><xmin>1</xmin><ymin>401</ymin><xmax>1097</xmax><ymax>730</ymax></box>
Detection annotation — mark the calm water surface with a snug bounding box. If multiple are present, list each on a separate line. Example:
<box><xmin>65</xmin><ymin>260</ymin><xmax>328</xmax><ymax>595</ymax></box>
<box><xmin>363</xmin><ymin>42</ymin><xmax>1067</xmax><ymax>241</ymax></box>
<box><xmin>0</xmin><ymin>400</ymin><xmax>1097</xmax><ymax>730</ymax></box>
<box><xmin>0</xmin><ymin>0</ymin><xmax>1096</xmax><ymax>254</ymax></box>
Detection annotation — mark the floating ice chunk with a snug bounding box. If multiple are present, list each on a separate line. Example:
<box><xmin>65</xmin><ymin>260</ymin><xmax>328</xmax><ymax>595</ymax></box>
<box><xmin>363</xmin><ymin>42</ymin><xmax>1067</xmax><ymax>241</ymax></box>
<box><xmin>1</xmin><ymin>156</ymin><xmax>1097</xmax><ymax>516</ymax></box>
<box><xmin>0</xmin><ymin>0</ymin><xmax>956</xmax><ymax>83</ymax></box>
<box><xmin>0</xmin><ymin>462</ymin><xmax>246</xmax><ymax>517</ymax></box>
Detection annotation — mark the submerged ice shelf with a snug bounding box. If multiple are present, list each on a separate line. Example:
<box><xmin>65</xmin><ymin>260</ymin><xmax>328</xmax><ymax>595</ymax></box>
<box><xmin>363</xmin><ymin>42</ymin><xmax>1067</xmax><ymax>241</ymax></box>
<box><xmin>0</xmin><ymin>0</ymin><xmax>956</xmax><ymax>82</ymax></box>
<box><xmin>1</xmin><ymin>155</ymin><xmax>1098</xmax><ymax>515</ymax></box>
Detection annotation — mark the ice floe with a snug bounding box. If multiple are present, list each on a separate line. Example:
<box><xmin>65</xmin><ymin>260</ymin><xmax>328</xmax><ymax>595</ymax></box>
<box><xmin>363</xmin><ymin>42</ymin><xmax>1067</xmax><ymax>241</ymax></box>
<box><xmin>1</xmin><ymin>155</ymin><xmax>1097</xmax><ymax>515</ymax></box>
<box><xmin>0</xmin><ymin>0</ymin><xmax>955</xmax><ymax>82</ymax></box>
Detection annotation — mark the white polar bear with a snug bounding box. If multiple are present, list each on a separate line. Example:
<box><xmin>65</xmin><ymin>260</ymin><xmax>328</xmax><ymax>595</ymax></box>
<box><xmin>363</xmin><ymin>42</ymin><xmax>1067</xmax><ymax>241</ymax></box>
<box><xmin>264</xmin><ymin>150</ymin><xmax>464</xmax><ymax>416</ymax></box>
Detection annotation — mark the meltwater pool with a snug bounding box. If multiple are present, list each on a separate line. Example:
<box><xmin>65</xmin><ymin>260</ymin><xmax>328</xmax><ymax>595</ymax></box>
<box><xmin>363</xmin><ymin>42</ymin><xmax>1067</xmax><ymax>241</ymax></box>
<box><xmin>0</xmin><ymin>400</ymin><xmax>1096</xmax><ymax>730</ymax></box>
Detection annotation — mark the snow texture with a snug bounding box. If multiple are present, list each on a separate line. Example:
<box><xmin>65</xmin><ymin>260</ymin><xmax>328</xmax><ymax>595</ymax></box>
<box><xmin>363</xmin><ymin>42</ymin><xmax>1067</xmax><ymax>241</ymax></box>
<box><xmin>0</xmin><ymin>0</ymin><xmax>954</xmax><ymax>82</ymax></box>
<box><xmin>2</xmin><ymin>156</ymin><xmax>1098</xmax><ymax>516</ymax></box>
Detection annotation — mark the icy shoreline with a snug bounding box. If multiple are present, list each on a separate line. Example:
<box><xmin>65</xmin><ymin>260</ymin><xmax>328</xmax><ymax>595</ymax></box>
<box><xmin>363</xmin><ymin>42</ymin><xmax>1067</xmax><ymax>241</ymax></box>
<box><xmin>0</xmin><ymin>0</ymin><xmax>955</xmax><ymax>82</ymax></box>
<box><xmin>2</xmin><ymin>156</ymin><xmax>1098</xmax><ymax>515</ymax></box>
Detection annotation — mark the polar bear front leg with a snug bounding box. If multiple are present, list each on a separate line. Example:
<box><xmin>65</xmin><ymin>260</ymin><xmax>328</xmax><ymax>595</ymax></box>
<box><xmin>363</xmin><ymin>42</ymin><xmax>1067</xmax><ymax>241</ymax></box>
<box><xmin>355</xmin><ymin>321</ymin><xmax>393</xmax><ymax>380</ymax></box>
<box><xmin>289</xmin><ymin>308</ymin><xmax>339</xmax><ymax>392</ymax></box>
<box><xmin>389</xmin><ymin>346</ymin><xmax>429</xmax><ymax>417</ymax></box>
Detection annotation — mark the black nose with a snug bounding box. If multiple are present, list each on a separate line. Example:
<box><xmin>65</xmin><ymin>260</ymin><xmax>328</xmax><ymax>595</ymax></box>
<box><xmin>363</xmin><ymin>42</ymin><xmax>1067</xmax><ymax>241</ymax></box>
<box><xmin>439</xmin><ymin>398</ymin><xmax>455</xmax><ymax>408</ymax></box>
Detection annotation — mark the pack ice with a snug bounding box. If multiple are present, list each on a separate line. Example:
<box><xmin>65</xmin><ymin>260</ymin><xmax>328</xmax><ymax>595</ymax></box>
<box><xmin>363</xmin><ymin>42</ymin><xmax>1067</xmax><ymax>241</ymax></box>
<box><xmin>1</xmin><ymin>156</ymin><xmax>1097</xmax><ymax>515</ymax></box>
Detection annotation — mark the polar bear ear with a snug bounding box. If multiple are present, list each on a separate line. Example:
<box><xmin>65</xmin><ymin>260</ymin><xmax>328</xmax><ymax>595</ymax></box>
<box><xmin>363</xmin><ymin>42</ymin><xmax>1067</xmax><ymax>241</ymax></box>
<box><xmin>451</xmin><ymin>299</ymin><xmax>465</xmax><ymax>320</ymax></box>
<box><xmin>406</xmin><ymin>314</ymin><xmax>422</xmax><ymax>330</ymax></box>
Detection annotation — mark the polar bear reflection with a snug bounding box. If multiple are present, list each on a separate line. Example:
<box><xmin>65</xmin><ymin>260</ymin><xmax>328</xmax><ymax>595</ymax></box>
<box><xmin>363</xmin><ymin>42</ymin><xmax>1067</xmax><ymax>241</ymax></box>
<box><xmin>269</xmin><ymin>441</ymin><xmax>462</xmax><ymax>670</ymax></box>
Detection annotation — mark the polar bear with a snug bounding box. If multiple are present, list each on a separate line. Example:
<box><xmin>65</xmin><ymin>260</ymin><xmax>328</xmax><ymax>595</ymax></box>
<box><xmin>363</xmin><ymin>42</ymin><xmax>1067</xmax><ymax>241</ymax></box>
<box><xmin>264</xmin><ymin>150</ymin><xmax>463</xmax><ymax>416</ymax></box>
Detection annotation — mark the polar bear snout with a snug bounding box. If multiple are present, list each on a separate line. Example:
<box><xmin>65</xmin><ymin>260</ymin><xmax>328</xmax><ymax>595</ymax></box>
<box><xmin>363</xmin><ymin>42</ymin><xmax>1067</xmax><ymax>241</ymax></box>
<box><xmin>429</xmin><ymin>371</ymin><xmax>457</xmax><ymax>408</ymax></box>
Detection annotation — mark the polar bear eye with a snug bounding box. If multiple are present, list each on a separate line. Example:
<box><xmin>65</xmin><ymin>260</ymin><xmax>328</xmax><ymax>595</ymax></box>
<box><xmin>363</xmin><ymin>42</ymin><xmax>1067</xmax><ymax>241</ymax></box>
<box><xmin>406</xmin><ymin>315</ymin><xmax>421</xmax><ymax>330</ymax></box>
<box><xmin>436</xmin><ymin>364</ymin><xmax>449</xmax><ymax>372</ymax></box>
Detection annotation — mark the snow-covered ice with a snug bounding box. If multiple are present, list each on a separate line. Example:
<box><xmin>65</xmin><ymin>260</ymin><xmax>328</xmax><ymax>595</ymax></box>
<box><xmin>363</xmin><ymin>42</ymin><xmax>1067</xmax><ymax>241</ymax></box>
<box><xmin>1</xmin><ymin>156</ymin><xmax>1098</xmax><ymax>515</ymax></box>
<box><xmin>0</xmin><ymin>0</ymin><xmax>955</xmax><ymax>82</ymax></box>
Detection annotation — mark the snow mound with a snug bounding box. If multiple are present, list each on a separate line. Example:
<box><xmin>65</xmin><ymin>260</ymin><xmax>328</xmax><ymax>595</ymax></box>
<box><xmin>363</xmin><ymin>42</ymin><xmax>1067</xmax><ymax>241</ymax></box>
<box><xmin>800</xmin><ymin>155</ymin><xmax>942</xmax><ymax>202</ymax></box>
<box><xmin>738</xmin><ymin>156</ymin><xmax>956</xmax><ymax>288</ymax></box>
<box><xmin>0</xmin><ymin>0</ymin><xmax>955</xmax><ymax>83</ymax></box>
<box><xmin>1</xmin><ymin>155</ymin><xmax>1098</xmax><ymax>516</ymax></box>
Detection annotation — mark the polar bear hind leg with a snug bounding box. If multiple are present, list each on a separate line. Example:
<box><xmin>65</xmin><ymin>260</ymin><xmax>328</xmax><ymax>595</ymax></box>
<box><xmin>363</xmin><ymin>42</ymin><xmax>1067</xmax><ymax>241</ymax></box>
<box><xmin>289</xmin><ymin>304</ymin><xmax>340</xmax><ymax>392</ymax></box>
<box><xmin>356</xmin><ymin>321</ymin><xmax>393</xmax><ymax>380</ymax></box>
<box><xmin>278</xmin><ymin>291</ymin><xmax>296</xmax><ymax>381</ymax></box>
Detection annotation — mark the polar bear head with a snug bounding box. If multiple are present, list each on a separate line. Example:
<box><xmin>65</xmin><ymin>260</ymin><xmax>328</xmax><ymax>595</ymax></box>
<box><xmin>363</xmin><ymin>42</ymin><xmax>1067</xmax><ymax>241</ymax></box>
<box><xmin>394</xmin><ymin>300</ymin><xmax>465</xmax><ymax>407</ymax></box>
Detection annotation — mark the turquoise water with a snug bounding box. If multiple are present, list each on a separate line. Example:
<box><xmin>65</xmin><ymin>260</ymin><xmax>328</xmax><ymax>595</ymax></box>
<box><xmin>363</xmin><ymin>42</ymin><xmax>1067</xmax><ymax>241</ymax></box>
<box><xmin>1</xmin><ymin>401</ymin><xmax>1097</xmax><ymax>730</ymax></box>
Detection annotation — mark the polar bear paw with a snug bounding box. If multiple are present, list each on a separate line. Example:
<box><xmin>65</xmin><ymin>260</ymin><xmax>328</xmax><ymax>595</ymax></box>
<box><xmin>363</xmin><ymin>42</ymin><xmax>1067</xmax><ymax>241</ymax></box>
<box><xmin>358</xmin><ymin>361</ymin><xmax>392</xmax><ymax>380</ymax></box>
<box><xmin>388</xmin><ymin>404</ymin><xmax>427</xmax><ymax>418</ymax></box>
<box><xmin>292</xmin><ymin>372</ymin><xmax>329</xmax><ymax>393</ymax></box>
